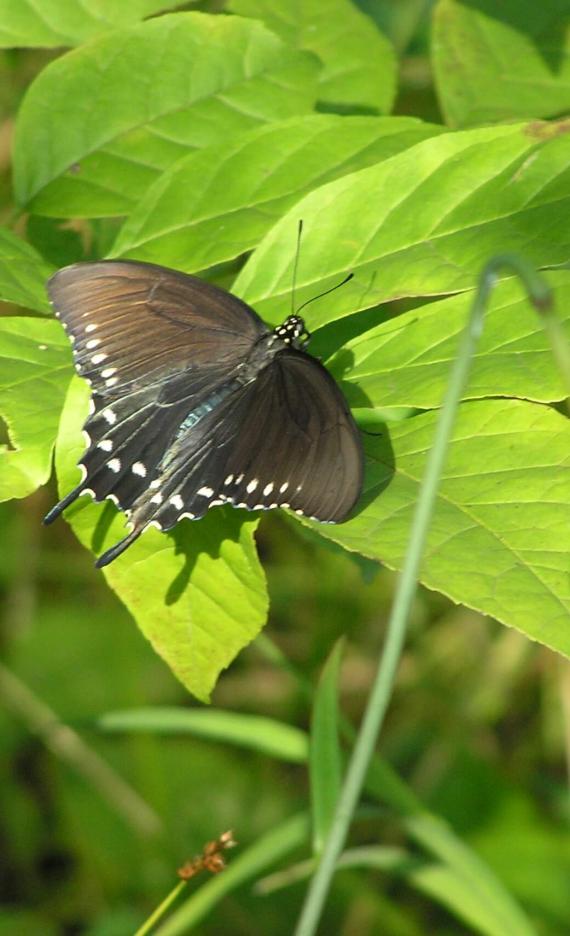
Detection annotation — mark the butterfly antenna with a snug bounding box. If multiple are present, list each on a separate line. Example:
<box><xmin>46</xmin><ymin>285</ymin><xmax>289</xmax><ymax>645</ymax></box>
<box><xmin>295</xmin><ymin>272</ymin><xmax>354</xmax><ymax>316</ymax></box>
<box><xmin>291</xmin><ymin>219</ymin><xmax>303</xmax><ymax>316</ymax></box>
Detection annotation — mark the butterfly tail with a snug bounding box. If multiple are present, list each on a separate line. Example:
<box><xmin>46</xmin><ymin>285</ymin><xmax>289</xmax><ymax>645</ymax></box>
<box><xmin>95</xmin><ymin>526</ymin><xmax>143</xmax><ymax>568</ymax></box>
<box><xmin>43</xmin><ymin>483</ymin><xmax>85</xmax><ymax>525</ymax></box>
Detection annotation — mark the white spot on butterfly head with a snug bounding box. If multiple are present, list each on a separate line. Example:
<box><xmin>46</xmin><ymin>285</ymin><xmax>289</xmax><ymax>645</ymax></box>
<box><xmin>132</xmin><ymin>462</ymin><xmax>146</xmax><ymax>477</ymax></box>
<box><xmin>197</xmin><ymin>486</ymin><xmax>214</xmax><ymax>498</ymax></box>
<box><xmin>97</xmin><ymin>439</ymin><xmax>113</xmax><ymax>452</ymax></box>
<box><xmin>170</xmin><ymin>494</ymin><xmax>184</xmax><ymax>510</ymax></box>
<box><xmin>107</xmin><ymin>458</ymin><xmax>121</xmax><ymax>473</ymax></box>
<box><xmin>246</xmin><ymin>479</ymin><xmax>258</xmax><ymax>494</ymax></box>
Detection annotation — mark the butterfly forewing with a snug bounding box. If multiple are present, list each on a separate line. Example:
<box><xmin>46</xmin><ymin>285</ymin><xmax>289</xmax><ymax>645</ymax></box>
<box><xmin>45</xmin><ymin>261</ymin><xmax>268</xmax><ymax>521</ymax></box>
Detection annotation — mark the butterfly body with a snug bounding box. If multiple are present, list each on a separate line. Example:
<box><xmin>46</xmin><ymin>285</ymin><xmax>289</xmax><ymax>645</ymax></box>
<box><xmin>44</xmin><ymin>261</ymin><xmax>363</xmax><ymax>567</ymax></box>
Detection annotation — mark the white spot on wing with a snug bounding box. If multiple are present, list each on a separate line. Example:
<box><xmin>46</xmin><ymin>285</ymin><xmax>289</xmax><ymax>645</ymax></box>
<box><xmin>97</xmin><ymin>439</ymin><xmax>113</xmax><ymax>452</ymax></box>
<box><xmin>85</xmin><ymin>323</ymin><xmax>98</xmax><ymax>333</ymax></box>
<box><xmin>132</xmin><ymin>462</ymin><xmax>146</xmax><ymax>477</ymax></box>
<box><xmin>263</xmin><ymin>482</ymin><xmax>274</xmax><ymax>497</ymax></box>
<box><xmin>105</xmin><ymin>376</ymin><xmax>119</xmax><ymax>387</ymax></box>
<box><xmin>92</xmin><ymin>353</ymin><xmax>107</xmax><ymax>364</ymax></box>
<box><xmin>280</xmin><ymin>482</ymin><xmax>289</xmax><ymax>493</ymax></box>
<box><xmin>107</xmin><ymin>458</ymin><xmax>121</xmax><ymax>473</ymax></box>
<box><xmin>224</xmin><ymin>474</ymin><xmax>234</xmax><ymax>486</ymax></box>
<box><xmin>86</xmin><ymin>339</ymin><xmax>100</xmax><ymax>349</ymax></box>
<box><xmin>246</xmin><ymin>479</ymin><xmax>258</xmax><ymax>494</ymax></box>
<box><xmin>103</xmin><ymin>409</ymin><xmax>117</xmax><ymax>425</ymax></box>
<box><xmin>170</xmin><ymin>494</ymin><xmax>184</xmax><ymax>510</ymax></box>
<box><xmin>101</xmin><ymin>367</ymin><xmax>116</xmax><ymax>378</ymax></box>
<box><xmin>197</xmin><ymin>486</ymin><xmax>214</xmax><ymax>498</ymax></box>
<box><xmin>149</xmin><ymin>479</ymin><xmax>161</xmax><ymax>490</ymax></box>
<box><xmin>150</xmin><ymin>492</ymin><xmax>163</xmax><ymax>504</ymax></box>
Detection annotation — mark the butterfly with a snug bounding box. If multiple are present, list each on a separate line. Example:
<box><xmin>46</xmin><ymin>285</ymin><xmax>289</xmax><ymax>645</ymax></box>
<box><xmin>44</xmin><ymin>260</ymin><xmax>363</xmax><ymax>567</ymax></box>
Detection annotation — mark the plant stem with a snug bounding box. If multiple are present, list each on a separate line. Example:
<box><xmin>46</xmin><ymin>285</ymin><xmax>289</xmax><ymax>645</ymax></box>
<box><xmin>293</xmin><ymin>255</ymin><xmax>553</xmax><ymax>936</ymax></box>
<box><xmin>135</xmin><ymin>881</ymin><xmax>186</xmax><ymax>936</ymax></box>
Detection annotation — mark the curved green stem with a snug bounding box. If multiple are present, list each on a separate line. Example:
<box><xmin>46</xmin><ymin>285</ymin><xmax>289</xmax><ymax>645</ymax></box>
<box><xmin>293</xmin><ymin>256</ymin><xmax>556</xmax><ymax>936</ymax></box>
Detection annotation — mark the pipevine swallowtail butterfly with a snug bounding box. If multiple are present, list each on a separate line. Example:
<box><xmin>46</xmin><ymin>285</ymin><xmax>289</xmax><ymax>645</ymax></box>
<box><xmin>44</xmin><ymin>261</ymin><xmax>363</xmax><ymax>567</ymax></box>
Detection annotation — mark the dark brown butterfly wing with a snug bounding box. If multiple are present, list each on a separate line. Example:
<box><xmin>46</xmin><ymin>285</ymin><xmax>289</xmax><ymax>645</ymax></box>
<box><xmin>45</xmin><ymin>260</ymin><xmax>268</xmax><ymax>525</ymax></box>
<box><xmin>96</xmin><ymin>349</ymin><xmax>363</xmax><ymax>567</ymax></box>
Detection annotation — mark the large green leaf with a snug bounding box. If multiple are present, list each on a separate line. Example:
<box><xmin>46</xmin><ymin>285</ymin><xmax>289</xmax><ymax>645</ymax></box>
<box><xmin>13</xmin><ymin>12</ymin><xmax>319</xmax><ymax>217</ymax></box>
<box><xmin>433</xmin><ymin>0</ymin><xmax>570</xmax><ymax>128</ymax></box>
<box><xmin>0</xmin><ymin>1</ymin><xmax>188</xmax><ymax>48</ymax></box>
<box><xmin>52</xmin><ymin>378</ymin><xmax>268</xmax><ymax>701</ymax></box>
<box><xmin>112</xmin><ymin>115</ymin><xmax>443</xmax><ymax>271</ymax></box>
<box><xmin>0</xmin><ymin>318</ymin><xmax>71</xmax><ymax>501</ymax></box>
<box><xmin>234</xmin><ymin>121</ymin><xmax>570</xmax><ymax>328</ymax></box>
<box><xmin>229</xmin><ymin>0</ymin><xmax>396</xmax><ymax>114</ymax></box>
<box><xmin>331</xmin><ymin>270</ymin><xmax>570</xmax><ymax>411</ymax></box>
<box><xmin>0</xmin><ymin>227</ymin><xmax>53</xmax><ymax>313</ymax></box>
<box><xmin>316</xmin><ymin>399</ymin><xmax>570</xmax><ymax>658</ymax></box>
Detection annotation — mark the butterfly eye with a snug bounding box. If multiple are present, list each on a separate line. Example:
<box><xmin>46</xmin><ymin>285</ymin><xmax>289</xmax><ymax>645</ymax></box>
<box><xmin>44</xmin><ymin>260</ymin><xmax>362</xmax><ymax>567</ymax></box>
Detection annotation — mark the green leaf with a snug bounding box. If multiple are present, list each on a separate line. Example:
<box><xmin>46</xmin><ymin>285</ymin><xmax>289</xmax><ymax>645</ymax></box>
<box><xmin>13</xmin><ymin>12</ymin><xmax>319</xmax><ymax>217</ymax></box>
<box><xmin>405</xmin><ymin>814</ymin><xmax>536</xmax><ymax>936</ymax></box>
<box><xmin>333</xmin><ymin>270</ymin><xmax>570</xmax><ymax>412</ymax></box>
<box><xmin>433</xmin><ymin>0</ymin><xmax>570</xmax><ymax>128</ymax></box>
<box><xmin>310</xmin><ymin>640</ymin><xmax>344</xmax><ymax>855</ymax></box>
<box><xmin>317</xmin><ymin>399</ymin><xmax>570</xmax><ymax>660</ymax></box>
<box><xmin>98</xmin><ymin>707</ymin><xmax>308</xmax><ymax>763</ymax></box>
<box><xmin>328</xmin><ymin>842</ymin><xmax>536</xmax><ymax>936</ymax></box>
<box><xmin>229</xmin><ymin>0</ymin><xmax>397</xmax><ymax>114</ymax></box>
<box><xmin>53</xmin><ymin>378</ymin><xmax>269</xmax><ymax>701</ymax></box>
<box><xmin>112</xmin><ymin>115</ymin><xmax>443</xmax><ymax>271</ymax></box>
<box><xmin>234</xmin><ymin>121</ymin><xmax>570</xmax><ymax>329</ymax></box>
<box><xmin>0</xmin><ymin>1</ymin><xmax>189</xmax><ymax>48</ymax></box>
<box><xmin>0</xmin><ymin>318</ymin><xmax>71</xmax><ymax>502</ymax></box>
<box><xmin>0</xmin><ymin>227</ymin><xmax>53</xmax><ymax>313</ymax></box>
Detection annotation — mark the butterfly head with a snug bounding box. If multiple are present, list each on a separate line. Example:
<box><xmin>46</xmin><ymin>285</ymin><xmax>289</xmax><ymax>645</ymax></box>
<box><xmin>273</xmin><ymin>314</ymin><xmax>309</xmax><ymax>348</ymax></box>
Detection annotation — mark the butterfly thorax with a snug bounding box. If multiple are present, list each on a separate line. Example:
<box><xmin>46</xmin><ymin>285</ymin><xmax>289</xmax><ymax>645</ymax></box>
<box><xmin>236</xmin><ymin>314</ymin><xmax>309</xmax><ymax>384</ymax></box>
